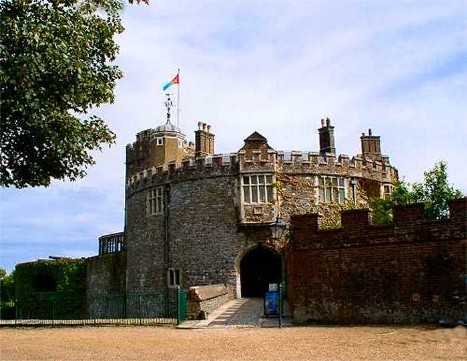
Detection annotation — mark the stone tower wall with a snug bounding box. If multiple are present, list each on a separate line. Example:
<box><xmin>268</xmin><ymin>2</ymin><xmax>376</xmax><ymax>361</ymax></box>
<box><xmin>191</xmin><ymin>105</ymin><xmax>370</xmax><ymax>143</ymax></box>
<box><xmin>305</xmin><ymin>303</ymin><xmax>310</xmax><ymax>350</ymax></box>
<box><xmin>125</xmin><ymin>149</ymin><xmax>398</xmax><ymax>295</ymax></box>
<box><xmin>125</xmin><ymin>157</ymin><xmax>240</xmax><ymax>294</ymax></box>
<box><xmin>169</xmin><ymin>175</ymin><xmax>238</xmax><ymax>288</ymax></box>
<box><xmin>125</xmin><ymin>186</ymin><xmax>167</xmax><ymax>293</ymax></box>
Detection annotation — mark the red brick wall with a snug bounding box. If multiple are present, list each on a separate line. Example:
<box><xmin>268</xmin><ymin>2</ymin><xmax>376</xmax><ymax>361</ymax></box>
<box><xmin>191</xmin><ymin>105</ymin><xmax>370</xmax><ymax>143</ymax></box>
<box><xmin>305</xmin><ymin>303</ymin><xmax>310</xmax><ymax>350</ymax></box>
<box><xmin>286</xmin><ymin>198</ymin><xmax>467</xmax><ymax>324</ymax></box>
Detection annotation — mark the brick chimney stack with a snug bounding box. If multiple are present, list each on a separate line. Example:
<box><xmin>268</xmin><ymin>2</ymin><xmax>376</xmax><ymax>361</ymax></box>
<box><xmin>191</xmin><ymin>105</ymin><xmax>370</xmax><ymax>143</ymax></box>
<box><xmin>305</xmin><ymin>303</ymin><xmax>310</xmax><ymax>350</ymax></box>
<box><xmin>195</xmin><ymin>122</ymin><xmax>215</xmax><ymax>157</ymax></box>
<box><xmin>360</xmin><ymin>128</ymin><xmax>381</xmax><ymax>160</ymax></box>
<box><xmin>318</xmin><ymin>117</ymin><xmax>336</xmax><ymax>156</ymax></box>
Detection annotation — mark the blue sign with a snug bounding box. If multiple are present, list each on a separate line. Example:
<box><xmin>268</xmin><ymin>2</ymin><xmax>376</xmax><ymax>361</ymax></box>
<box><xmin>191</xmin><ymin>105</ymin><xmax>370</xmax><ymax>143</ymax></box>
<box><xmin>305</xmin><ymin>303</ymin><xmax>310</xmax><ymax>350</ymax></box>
<box><xmin>264</xmin><ymin>291</ymin><xmax>280</xmax><ymax>316</ymax></box>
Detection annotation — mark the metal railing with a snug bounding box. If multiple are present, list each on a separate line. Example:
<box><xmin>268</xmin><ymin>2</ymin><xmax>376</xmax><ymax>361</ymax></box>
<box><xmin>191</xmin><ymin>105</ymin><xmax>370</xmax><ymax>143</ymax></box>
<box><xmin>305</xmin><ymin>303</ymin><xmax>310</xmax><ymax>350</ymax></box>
<box><xmin>0</xmin><ymin>288</ymin><xmax>187</xmax><ymax>327</ymax></box>
<box><xmin>99</xmin><ymin>232</ymin><xmax>126</xmax><ymax>255</ymax></box>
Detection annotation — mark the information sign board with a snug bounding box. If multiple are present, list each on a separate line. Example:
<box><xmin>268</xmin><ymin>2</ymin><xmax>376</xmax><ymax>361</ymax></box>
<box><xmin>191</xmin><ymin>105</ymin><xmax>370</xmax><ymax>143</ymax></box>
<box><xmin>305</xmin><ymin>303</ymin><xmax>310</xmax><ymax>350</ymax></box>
<box><xmin>264</xmin><ymin>291</ymin><xmax>280</xmax><ymax>317</ymax></box>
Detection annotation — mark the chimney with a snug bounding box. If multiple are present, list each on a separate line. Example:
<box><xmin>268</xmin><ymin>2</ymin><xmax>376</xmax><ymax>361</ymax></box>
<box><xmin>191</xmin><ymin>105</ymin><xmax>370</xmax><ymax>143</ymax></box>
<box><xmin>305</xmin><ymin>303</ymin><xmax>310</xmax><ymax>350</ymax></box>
<box><xmin>318</xmin><ymin>117</ymin><xmax>336</xmax><ymax>156</ymax></box>
<box><xmin>195</xmin><ymin>122</ymin><xmax>215</xmax><ymax>157</ymax></box>
<box><xmin>360</xmin><ymin>128</ymin><xmax>381</xmax><ymax>160</ymax></box>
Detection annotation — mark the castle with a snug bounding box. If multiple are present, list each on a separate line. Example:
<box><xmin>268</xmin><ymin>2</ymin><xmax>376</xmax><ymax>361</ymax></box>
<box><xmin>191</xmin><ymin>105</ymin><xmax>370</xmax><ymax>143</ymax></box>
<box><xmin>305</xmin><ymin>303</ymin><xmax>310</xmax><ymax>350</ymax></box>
<box><xmin>87</xmin><ymin>100</ymin><xmax>398</xmax><ymax>302</ymax></box>
<box><xmin>13</xmin><ymin>100</ymin><xmax>465</xmax><ymax>324</ymax></box>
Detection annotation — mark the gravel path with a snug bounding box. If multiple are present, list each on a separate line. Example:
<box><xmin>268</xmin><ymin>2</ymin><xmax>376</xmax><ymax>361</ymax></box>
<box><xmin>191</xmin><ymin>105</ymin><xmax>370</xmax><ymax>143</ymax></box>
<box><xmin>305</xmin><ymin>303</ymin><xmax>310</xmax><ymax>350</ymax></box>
<box><xmin>1</xmin><ymin>325</ymin><xmax>465</xmax><ymax>360</ymax></box>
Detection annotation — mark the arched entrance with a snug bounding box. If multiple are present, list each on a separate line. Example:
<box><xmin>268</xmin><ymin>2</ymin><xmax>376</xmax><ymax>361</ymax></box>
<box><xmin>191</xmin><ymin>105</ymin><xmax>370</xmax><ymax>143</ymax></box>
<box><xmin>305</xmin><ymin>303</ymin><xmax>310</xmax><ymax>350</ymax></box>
<box><xmin>240</xmin><ymin>245</ymin><xmax>282</xmax><ymax>297</ymax></box>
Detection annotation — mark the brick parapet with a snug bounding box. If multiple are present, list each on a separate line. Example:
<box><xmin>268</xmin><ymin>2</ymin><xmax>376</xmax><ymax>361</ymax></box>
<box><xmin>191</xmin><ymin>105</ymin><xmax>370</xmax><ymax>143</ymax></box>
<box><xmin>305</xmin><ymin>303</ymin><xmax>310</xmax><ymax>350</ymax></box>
<box><xmin>448</xmin><ymin>197</ymin><xmax>467</xmax><ymax>231</ymax></box>
<box><xmin>287</xmin><ymin>197</ymin><xmax>467</xmax><ymax>324</ymax></box>
<box><xmin>290</xmin><ymin>214</ymin><xmax>320</xmax><ymax>234</ymax></box>
<box><xmin>291</xmin><ymin>198</ymin><xmax>467</xmax><ymax>250</ymax></box>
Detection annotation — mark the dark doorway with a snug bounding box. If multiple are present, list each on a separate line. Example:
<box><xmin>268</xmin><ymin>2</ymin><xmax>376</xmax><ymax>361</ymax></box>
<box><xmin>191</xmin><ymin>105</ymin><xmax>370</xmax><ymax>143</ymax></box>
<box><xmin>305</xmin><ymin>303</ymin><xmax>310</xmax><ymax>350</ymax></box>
<box><xmin>240</xmin><ymin>245</ymin><xmax>281</xmax><ymax>297</ymax></box>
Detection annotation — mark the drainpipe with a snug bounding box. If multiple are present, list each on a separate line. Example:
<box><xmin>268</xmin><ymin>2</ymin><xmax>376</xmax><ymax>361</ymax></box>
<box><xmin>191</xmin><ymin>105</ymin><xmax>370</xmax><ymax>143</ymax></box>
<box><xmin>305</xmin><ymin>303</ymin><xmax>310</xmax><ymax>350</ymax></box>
<box><xmin>350</xmin><ymin>177</ymin><xmax>357</xmax><ymax>206</ymax></box>
<box><xmin>163</xmin><ymin>181</ymin><xmax>172</xmax><ymax>317</ymax></box>
<box><xmin>164</xmin><ymin>182</ymin><xmax>171</xmax><ymax>286</ymax></box>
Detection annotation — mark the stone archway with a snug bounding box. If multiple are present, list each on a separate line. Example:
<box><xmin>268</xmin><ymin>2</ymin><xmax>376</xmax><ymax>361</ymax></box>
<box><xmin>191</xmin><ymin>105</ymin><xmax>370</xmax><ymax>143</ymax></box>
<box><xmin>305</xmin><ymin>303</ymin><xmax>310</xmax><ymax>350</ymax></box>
<box><xmin>240</xmin><ymin>245</ymin><xmax>282</xmax><ymax>298</ymax></box>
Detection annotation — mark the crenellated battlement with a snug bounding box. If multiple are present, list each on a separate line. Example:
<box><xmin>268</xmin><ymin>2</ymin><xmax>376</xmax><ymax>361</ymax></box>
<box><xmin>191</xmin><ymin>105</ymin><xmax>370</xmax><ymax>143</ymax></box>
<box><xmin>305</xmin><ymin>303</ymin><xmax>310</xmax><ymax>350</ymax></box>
<box><xmin>290</xmin><ymin>197</ymin><xmax>467</xmax><ymax>250</ymax></box>
<box><xmin>126</xmin><ymin>153</ymin><xmax>239</xmax><ymax>194</ymax></box>
<box><xmin>126</xmin><ymin>147</ymin><xmax>397</xmax><ymax>197</ymax></box>
<box><xmin>125</xmin><ymin>120</ymin><xmax>398</xmax><ymax>200</ymax></box>
<box><xmin>276</xmin><ymin>150</ymin><xmax>391</xmax><ymax>167</ymax></box>
<box><xmin>287</xmin><ymin>198</ymin><xmax>466</xmax><ymax>325</ymax></box>
<box><xmin>125</xmin><ymin>123</ymin><xmax>194</xmax><ymax>178</ymax></box>
<box><xmin>276</xmin><ymin>151</ymin><xmax>396</xmax><ymax>182</ymax></box>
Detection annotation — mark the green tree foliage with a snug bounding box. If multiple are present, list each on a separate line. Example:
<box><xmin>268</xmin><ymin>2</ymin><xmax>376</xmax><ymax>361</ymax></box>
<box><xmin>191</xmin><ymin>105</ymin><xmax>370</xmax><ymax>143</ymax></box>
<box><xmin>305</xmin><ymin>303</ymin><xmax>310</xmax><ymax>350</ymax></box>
<box><xmin>0</xmin><ymin>268</ymin><xmax>16</xmax><ymax>319</ymax></box>
<box><xmin>371</xmin><ymin>161</ymin><xmax>463</xmax><ymax>223</ymax></box>
<box><xmin>411</xmin><ymin>161</ymin><xmax>463</xmax><ymax>219</ymax></box>
<box><xmin>371</xmin><ymin>180</ymin><xmax>413</xmax><ymax>224</ymax></box>
<box><xmin>0</xmin><ymin>270</ymin><xmax>15</xmax><ymax>302</ymax></box>
<box><xmin>0</xmin><ymin>0</ymin><xmax>124</xmax><ymax>188</ymax></box>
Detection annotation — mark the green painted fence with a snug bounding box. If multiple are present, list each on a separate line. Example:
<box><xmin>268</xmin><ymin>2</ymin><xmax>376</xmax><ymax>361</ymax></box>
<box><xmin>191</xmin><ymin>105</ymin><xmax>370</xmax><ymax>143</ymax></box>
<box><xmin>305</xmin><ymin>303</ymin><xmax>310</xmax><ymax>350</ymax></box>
<box><xmin>0</xmin><ymin>289</ymin><xmax>187</xmax><ymax>327</ymax></box>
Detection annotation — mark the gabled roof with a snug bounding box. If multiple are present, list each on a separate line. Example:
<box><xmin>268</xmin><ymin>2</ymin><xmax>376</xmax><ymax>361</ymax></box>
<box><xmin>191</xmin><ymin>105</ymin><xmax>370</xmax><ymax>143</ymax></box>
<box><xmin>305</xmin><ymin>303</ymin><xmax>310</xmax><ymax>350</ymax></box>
<box><xmin>244</xmin><ymin>131</ymin><xmax>267</xmax><ymax>143</ymax></box>
<box><xmin>239</xmin><ymin>131</ymin><xmax>275</xmax><ymax>152</ymax></box>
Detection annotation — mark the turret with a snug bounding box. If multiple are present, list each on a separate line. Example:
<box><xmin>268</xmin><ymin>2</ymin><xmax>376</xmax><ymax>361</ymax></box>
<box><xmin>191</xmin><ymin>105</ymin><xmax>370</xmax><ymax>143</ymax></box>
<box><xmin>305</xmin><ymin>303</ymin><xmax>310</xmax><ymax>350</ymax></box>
<box><xmin>125</xmin><ymin>95</ymin><xmax>192</xmax><ymax>177</ymax></box>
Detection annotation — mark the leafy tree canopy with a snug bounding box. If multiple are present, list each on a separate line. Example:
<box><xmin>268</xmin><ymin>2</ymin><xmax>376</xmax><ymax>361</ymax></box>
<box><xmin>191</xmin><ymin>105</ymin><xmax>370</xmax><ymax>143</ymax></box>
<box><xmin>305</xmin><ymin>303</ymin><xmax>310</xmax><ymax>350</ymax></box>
<box><xmin>0</xmin><ymin>267</ymin><xmax>15</xmax><ymax>304</ymax></box>
<box><xmin>371</xmin><ymin>161</ymin><xmax>463</xmax><ymax>223</ymax></box>
<box><xmin>0</xmin><ymin>0</ymin><xmax>124</xmax><ymax>188</ymax></box>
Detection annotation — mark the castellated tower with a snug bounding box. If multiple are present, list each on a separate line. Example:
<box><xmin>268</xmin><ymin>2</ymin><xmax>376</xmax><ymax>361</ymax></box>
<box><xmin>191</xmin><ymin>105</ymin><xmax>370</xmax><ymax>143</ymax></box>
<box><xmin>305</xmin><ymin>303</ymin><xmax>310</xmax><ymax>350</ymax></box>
<box><xmin>125</xmin><ymin>121</ymin><xmax>193</xmax><ymax>178</ymax></box>
<box><xmin>89</xmin><ymin>112</ymin><xmax>398</xmax><ymax>311</ymax></box>
<box><xmin>125</xmin><ymin>94</ymin><xmax>195</xmax><ymax>178</ymax></box>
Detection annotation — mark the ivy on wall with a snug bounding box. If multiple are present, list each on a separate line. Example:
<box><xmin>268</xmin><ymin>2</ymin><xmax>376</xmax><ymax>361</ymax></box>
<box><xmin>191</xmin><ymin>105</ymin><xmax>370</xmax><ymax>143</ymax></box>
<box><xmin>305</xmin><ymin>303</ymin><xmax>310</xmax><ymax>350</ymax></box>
<box><xmin>14</xmin><ymin>258</ymin><xmax>87</xmax><ymax>319</ymax></box>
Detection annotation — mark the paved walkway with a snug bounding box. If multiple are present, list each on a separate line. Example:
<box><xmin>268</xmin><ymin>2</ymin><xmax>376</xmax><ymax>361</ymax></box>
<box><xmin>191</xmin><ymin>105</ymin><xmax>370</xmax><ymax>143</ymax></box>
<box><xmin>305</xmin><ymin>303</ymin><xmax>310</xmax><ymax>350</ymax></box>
<box><xmin>179</xmin><ymin>298</ymin><xmax>292</xmax><ymax>329</ymax></box>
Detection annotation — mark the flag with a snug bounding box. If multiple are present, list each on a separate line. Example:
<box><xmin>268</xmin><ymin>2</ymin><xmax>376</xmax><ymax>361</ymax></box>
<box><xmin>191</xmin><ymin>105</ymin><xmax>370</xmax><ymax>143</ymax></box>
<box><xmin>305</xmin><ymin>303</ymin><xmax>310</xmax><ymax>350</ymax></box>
<box><xmin>162</xmin><ymin>73</ymin><xmax>180</xmax><ymax>91</ymax></box>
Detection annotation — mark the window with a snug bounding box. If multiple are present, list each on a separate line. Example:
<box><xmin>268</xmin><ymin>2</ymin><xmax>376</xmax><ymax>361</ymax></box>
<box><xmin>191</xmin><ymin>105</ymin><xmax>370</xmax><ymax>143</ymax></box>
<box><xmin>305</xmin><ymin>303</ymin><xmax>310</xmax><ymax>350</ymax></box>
<box><xmin>319</xmin><ymin>176</ymin><xmax>345</xmax><ymax>203</ymax></box>
<box><xmin>156</xmin><ymin>137</ymin><xmax>164</xmax><ymax>146</ymax></box>
<box><xmin>147</xmin><ymin>186</ymin><xmax>164</xmax><ymax>215</ymax></box>
<box><xmin>383</xmin><ymin>184</ymin><xmax>393</xmax><ymax>199</ymax></box>
<box><xmin>168</xmin><ymin>268</ymin><xmax>180</xmax><ymax>287</ymax></box>
<box><xmin>242</xmin><ymin>174</ymin><xmax>274</xmax><ymax>204</ymax></box>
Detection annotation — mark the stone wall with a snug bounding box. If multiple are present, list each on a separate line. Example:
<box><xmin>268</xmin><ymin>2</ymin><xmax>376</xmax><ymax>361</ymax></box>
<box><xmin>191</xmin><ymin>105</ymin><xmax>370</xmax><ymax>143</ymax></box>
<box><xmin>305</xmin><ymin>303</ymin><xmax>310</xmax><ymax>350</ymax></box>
<box><xmin>126</xmin><ymin>184</ymin><xmax>167</xmax><ymax>293</ymax></box>
<box><xmin>169</xmin><ymin>175</ymin><xmax>239</xmax><ymax>289</ymax></box>
<box><xmin>86</xmin><ymin>252</ymin><xmax>126</xmax><ymax>295</ymax></box>
<box><xmin>286</xmin><ymin>198</ymin><xmax>467</xmax><ymax>324</ymax></box>
<box><xmin>187</xmin><ymin>284</ymin><xmax>232</xmax><ymax>319</ymax></box>
<box><xmin>125</xmin><ymin>162</ymin><xmax>242</xmax><ymax>296</ymax></box>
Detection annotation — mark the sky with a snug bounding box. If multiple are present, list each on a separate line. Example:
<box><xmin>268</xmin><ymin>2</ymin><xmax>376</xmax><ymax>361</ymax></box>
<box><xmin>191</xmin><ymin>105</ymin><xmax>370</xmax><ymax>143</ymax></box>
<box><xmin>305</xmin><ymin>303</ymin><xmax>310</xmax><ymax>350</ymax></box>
<box><xmin>1</xmin><ymin>0</ymin><xmax>466</xmax><ymax>273</ymax></box>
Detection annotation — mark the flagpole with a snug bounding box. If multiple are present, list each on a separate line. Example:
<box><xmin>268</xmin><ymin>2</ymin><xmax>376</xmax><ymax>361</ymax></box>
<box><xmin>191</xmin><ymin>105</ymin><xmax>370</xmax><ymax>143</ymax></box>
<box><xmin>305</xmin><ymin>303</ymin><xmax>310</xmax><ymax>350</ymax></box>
<box><xmin>177</xmin><ymin>68</ymin><xmax>180</xmax><ymax>128</ymax></box>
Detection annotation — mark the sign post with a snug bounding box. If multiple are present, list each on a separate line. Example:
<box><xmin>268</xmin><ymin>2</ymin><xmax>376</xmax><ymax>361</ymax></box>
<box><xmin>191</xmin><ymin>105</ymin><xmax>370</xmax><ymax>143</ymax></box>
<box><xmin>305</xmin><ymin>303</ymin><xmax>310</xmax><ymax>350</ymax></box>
<box><xmin>279</xmin><ymin>282</ymin><xmax>283</xmax><ymax>328</ymax></box>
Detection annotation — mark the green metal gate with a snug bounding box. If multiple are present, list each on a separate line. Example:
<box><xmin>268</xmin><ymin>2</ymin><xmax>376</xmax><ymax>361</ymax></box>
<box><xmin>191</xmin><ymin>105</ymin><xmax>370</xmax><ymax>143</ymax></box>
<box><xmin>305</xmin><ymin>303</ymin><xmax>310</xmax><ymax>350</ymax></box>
<box><xmin>177</xmin><ymin>287</ymin><xmax>187</xmax><ymax>325</ymax></box>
